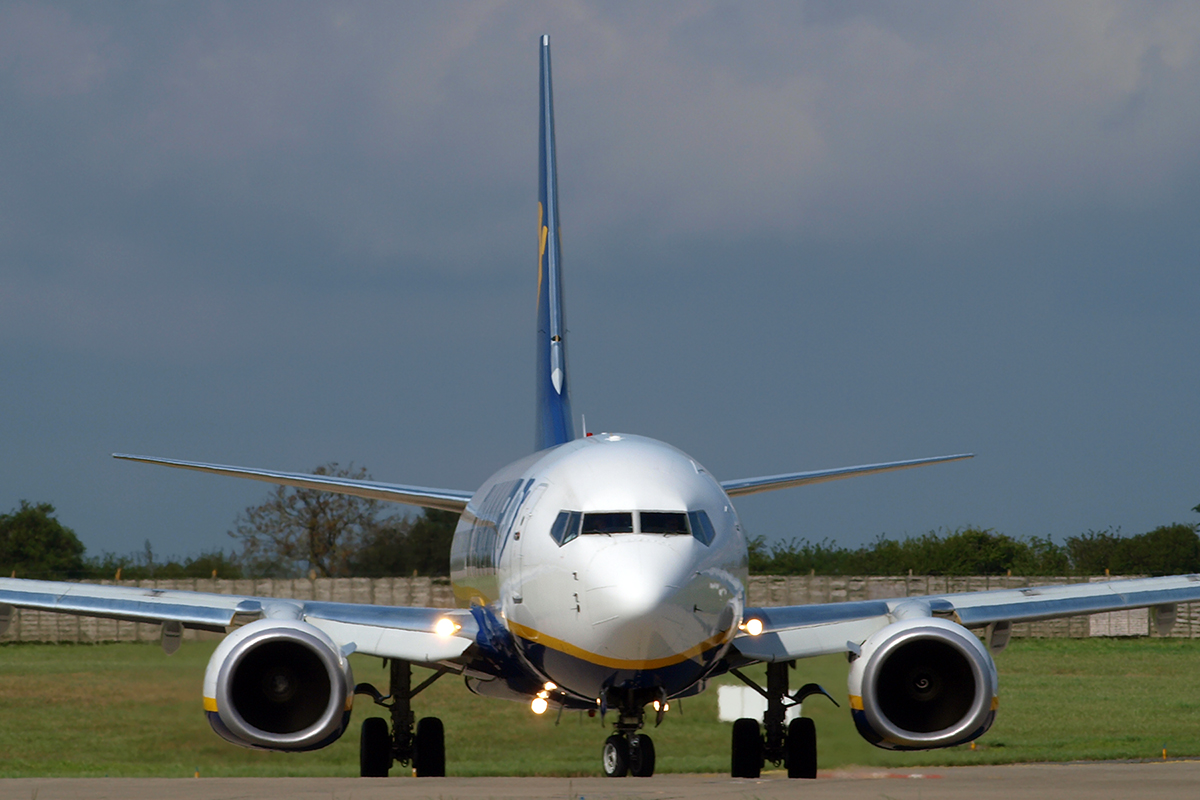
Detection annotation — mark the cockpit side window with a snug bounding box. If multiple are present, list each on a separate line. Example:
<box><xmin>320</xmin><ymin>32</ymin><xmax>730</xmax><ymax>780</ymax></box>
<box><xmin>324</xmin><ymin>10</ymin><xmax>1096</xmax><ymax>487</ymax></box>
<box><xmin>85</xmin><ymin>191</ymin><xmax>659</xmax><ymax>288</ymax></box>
<box><xmin>688</xmin><ymin>510</ymin><xmax>716</xmax><ymax>546</ymax></box>
<box><xmin>550</xmin><ymin>511</ymin><xmax>582</xmax><ymax>546</ymax></box>
<box><xmin>640</xmin><ymin>512</ymin><xmax>689</xmax><ymax>535</ymax></box>
<box><xmin>581</xmin><ymin>512</ymin><xmax>634</xmax><ymax>535</ymax></box>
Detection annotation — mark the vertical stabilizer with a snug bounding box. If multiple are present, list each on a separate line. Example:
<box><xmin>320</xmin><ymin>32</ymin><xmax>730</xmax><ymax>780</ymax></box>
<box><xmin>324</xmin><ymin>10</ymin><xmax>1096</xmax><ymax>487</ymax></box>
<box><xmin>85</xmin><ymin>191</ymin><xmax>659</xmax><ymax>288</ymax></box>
<box><xmin>535</xmin><ymin>35</ymin><xmax>575</xmax><ymax>451</ymax></box>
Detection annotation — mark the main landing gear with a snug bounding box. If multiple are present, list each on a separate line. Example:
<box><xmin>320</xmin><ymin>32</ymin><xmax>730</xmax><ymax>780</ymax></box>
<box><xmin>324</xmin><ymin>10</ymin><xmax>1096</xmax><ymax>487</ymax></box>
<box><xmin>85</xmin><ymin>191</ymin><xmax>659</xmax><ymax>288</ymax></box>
<box><xmin>729</xmin><ymin>660</ymin><xmax>837</xmax><ymax>779</ymax></box>
<box><xmin>600</xmin><ymin>688</ymin><xmax>660</xmax><ymax>777</ymax></box>
<box><xmin>356</xmin><ymin>659</ymin><xmax>449</xmax><ymax>777</ymax></box>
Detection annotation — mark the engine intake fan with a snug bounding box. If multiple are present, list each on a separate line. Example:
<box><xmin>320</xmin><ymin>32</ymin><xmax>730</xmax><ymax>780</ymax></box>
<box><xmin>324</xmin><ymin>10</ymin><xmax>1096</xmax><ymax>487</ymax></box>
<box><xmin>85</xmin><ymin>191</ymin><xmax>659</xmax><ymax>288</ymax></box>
<box><xmin>847</xmin><ymin>617</ymin><xmax>997</xmax><ymax>750</ymax></box>
<box><xmin>202</xmin><ymin>618</ymin><xmax>354</xmax><ymax>751</ymax></box>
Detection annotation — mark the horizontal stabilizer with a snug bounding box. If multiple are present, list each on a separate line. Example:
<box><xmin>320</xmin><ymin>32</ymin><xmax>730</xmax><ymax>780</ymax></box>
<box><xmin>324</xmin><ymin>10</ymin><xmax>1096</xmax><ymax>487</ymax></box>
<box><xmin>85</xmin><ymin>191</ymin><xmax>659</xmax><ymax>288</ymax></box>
<box><xmin>113</xmin><ymin>454</ymin><xmax>472</xmax><ymax>512</ymax></box>
<box><xmin>720</xmin><ymin>453</ymin><xmax>973</xmax><ymax>497</ymax></box>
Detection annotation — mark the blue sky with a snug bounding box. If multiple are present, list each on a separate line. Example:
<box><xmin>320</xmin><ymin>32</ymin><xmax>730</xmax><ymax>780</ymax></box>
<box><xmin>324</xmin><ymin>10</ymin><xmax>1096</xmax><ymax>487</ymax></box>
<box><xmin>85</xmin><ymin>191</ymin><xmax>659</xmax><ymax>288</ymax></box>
<box><xmin>1</xmin><ymin>2</ymin><xmax>1197</xmax><ymax>561</ymax></box>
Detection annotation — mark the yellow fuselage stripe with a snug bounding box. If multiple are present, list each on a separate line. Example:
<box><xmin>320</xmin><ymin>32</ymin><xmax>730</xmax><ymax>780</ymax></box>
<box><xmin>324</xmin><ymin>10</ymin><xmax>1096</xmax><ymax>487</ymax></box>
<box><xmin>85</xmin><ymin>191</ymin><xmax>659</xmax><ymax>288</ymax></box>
<box><xmin>451</xmin><ymin>581</ymin><xmax>493</xmax><ymax>608</ymax></box>
<box><xmin>507</xmin><ymin>620</ymin><xmax>732</xmax><ymax>670</ymax></box>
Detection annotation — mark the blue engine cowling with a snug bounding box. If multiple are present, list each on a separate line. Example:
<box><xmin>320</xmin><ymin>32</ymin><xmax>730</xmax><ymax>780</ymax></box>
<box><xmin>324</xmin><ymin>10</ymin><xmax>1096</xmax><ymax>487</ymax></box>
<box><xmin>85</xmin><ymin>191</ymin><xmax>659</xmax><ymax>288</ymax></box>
<box><xmin>847</xmin><ymin>617</ymin><xmax>998</xmax><ymax>750</ymax></box>
<box><xmin>202</xmin><ymin>619</ymin><xmax>354</xmax><ymax>751</ymax></box>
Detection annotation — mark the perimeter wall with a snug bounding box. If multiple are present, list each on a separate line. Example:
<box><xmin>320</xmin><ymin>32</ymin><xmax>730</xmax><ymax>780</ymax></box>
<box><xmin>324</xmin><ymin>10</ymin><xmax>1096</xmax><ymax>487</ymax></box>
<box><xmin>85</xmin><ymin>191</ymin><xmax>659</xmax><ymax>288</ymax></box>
<box><xmin>3</xmin><ymin>574</ymin><xmax>1196</xmax><ymax>643</ymax></box>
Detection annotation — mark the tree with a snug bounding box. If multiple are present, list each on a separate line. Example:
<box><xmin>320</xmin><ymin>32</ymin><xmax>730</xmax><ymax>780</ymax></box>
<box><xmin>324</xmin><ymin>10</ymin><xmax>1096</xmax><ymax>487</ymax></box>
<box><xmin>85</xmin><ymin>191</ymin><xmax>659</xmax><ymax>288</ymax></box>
<box><xmin>350</xmin><ymin>509</ymin><xmax>459</xmax><ymax>577</ymax></box>
<box><xmin>1124</xmin><ymin>524</ymin><xmax>1200</xmax><ymax>576</ymax></box>
<box><xmin>1067</xmin><ymin>524</ymin><xmax>1200</xmax><ymax>576</ymax></box>
<box><xmin>0</xmin><ymin>501</ymin><xmax>86</xmax><ymax>579</ymax></box>
<box><xmin>229</xmin><ymin>463</ymin><xmax>380</xmax><ymax>578</ymax></box>
<box><xmin>85</xmin><ymin>547</ymin><xmax>244</xmax><ymax>580</ymax></box>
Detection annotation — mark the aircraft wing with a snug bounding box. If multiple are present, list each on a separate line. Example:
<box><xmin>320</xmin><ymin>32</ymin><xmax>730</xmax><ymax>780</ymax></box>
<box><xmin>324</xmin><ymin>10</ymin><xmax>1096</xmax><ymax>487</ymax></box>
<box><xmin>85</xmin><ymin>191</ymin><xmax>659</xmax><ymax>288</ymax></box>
<box><xmin>733</xmin><ymin>573</ymin><xmax>1200</xmax><ymax>662</ymax></box>
<box><xmin>0</xmin><ymin>578</ymin><xmax>475</xmax><ymax>665</ymax></box>
<box><xmin>720</xmin><ymin>453</ymin><xmax>973</xmax><ymax>497</ymax></box>
<box><xmin>113</xmin><ymin>454</ymin><xmax>473</xmax><ymax>513</ymax></box>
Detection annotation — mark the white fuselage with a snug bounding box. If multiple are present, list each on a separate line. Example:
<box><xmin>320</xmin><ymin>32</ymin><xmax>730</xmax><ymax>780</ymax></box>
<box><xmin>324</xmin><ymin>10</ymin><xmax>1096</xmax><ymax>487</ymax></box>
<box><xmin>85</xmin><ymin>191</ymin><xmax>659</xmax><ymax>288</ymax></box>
<box><xmin>449</xmin><ymin>433</ymin><xmax>749</xmax><ymax>704</ymax></box>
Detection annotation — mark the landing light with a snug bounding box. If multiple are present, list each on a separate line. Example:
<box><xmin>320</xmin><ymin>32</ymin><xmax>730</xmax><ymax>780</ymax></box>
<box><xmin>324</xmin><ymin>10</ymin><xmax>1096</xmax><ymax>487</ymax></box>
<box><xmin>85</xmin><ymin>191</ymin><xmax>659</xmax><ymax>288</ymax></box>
<box><xmin>531</xmin><ymin>697</ymin><xmax>549</xmax><ymax>715</ymax></box>
<box><xmin>543</xmin><ymin>681</ymin><xmax>557</xmax><ymax>691</ymax></box>
<box><xmin>741</xmin><ymin>618</ymin><xmax>763</xmax><ymax>636</ymax></box>
<box><xmin>434</xmin><ymin>618</ymin><xmax>460</xmax><ymax>637</ymax></box>
<box><xmin>652</xmin><ymin>700</ymin><xmax>670</xmax><ymax>712</ymax></box>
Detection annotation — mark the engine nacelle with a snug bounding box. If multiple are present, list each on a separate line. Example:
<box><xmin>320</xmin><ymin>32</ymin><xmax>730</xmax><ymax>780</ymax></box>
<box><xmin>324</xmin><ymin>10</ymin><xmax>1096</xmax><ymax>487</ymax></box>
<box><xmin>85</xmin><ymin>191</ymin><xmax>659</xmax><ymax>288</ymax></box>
<box><xmin>202</xmin><ymin>619</ymin><xmax>354</xmax><ymax>751</ymax></box>
<box><xmin>847</xmin><ymin>617</ymin><xmax>998</xmax><ymax>750</ymax></box>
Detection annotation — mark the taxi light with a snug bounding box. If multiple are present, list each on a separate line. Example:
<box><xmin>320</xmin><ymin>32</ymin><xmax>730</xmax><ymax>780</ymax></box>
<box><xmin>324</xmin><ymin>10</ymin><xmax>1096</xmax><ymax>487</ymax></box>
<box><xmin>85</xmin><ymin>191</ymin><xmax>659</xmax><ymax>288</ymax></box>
<box><xmin>742</xmin><ymin>618</ymin><xmax>763</xmax><ymax>636</ymax></box>
<box><xmin>544</xmin><ymin>681</ymin><xmax>557</xmax><ymax>691</ymax></box>
<box><xmin>434</xmin><ymin>617</ymin><xmax>459</xmax><ymax>637</ymax></box>
<box><xmin>531</xmin><ymin>697</ymin><xmax>549</xmax><ymax>715</ymax></box>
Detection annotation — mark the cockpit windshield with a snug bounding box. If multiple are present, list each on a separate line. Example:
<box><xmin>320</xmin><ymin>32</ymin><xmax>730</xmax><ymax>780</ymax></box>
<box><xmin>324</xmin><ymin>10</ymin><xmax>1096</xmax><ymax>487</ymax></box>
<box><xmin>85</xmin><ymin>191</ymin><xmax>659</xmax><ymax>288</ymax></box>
<box><xmin>640</xmin><ymin>512</ymin><xmax>689</xmax><ymax>534</ymax></box>
<box><xmin>581</xmin><ymin>512</ymin><xmax>634</xmax><ymax>534</ymax></box>
<box><xmin>549</xmin><ymin>510</ymin><xmax>582</xmax><ymax>545</ymax></box>
<box><xmin>548</xmin><ymin>509</ymin><xmax>716</xmax><ymax>546</ymax></box>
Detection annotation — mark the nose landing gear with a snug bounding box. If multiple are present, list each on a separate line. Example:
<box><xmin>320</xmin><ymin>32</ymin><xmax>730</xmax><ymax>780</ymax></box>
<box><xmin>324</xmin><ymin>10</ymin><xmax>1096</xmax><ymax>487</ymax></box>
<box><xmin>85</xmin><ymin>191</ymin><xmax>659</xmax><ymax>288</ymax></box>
<box><xmin>599</xmin><ymin>689</ymin><xmax>659</xmax><ymax>777</ymax></box>
<box><xmin>602</xmin><ymin>731</ymin><xmax>656</xmax><ymax>777</ymax></box>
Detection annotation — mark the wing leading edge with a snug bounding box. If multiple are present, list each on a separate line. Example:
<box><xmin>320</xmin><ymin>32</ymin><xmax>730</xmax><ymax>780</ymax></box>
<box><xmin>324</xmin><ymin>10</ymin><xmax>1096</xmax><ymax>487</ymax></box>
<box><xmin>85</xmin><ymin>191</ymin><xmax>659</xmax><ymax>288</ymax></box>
<box><xmin>113</xmin><ymin>454</ymin><xmax>472</xmax><ymax>513</ymax></box>
<box><xmin>720</xmin><ymin>453</ymin><xmax>974</xmax><ymax>497</ymax></box>
<box><xmin>0</xmin><ymin>578</ymin><xmax>475</xmax><ymax>665</ymax></box>
<box><xmin>733</xmin><ymin>573</ymin><xmax>1200</xmax><ymax>662</ymax></box>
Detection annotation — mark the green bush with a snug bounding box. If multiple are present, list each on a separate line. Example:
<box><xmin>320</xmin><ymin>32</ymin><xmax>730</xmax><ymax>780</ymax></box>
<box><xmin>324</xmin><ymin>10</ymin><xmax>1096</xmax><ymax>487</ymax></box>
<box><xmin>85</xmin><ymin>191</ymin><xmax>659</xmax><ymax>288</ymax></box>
<box><xmin>749</xmin><ymin>524</ymin><xmax>1199</xmax><ymax>576</ymax></box>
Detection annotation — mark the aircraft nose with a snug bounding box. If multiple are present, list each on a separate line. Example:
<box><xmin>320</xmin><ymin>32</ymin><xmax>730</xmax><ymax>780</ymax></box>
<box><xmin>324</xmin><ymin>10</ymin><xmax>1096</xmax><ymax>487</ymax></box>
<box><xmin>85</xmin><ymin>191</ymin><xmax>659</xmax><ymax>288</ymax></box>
<box><xmin>583</xmin><ymin>539</ymin><xmax>709</xmax><ymax>663</ymax></box>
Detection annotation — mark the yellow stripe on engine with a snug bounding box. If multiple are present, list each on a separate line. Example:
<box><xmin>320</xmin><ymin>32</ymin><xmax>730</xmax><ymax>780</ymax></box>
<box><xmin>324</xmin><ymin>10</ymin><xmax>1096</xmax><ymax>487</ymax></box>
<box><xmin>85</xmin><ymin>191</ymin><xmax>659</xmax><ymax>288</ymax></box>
<box><xmin>203</xmin><ymin>697</ymin><xmax>218</xmax><ymax>712</ymax></box>
<box><xmin>848</xmin><ymin>695</ymin><xmax>863</xmax><ymax>710</ymax></box>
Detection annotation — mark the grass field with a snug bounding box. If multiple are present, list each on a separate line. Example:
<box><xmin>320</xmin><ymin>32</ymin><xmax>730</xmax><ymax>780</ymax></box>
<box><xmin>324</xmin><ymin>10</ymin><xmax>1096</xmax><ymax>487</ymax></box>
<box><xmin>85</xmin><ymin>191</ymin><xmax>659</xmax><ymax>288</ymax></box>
<box><xmin>1</xmin><ymin>637</ymin><xmax>1198</xmax><ymax>777</ymax></box>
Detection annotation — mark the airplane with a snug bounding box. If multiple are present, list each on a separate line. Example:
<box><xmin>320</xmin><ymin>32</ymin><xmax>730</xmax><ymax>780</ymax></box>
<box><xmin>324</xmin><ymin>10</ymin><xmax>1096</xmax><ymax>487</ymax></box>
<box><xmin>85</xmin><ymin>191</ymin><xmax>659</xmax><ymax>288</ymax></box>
<box><xmin>3</xmin><ymin>35</ymin><xmax>1200</xmax><ymax>781</ymax></box>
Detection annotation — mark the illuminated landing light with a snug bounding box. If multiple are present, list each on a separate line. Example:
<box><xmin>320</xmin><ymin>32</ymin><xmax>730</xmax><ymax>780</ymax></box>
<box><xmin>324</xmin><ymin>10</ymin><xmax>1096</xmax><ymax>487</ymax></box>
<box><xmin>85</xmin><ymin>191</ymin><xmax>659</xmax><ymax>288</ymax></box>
<box><xmin>544</xmin><ymin>681</ymin><xmax>557</xmax><ymax>691</ymax></box>
<box><xmin>531</xmin><ymin>697</ymin><xmax>549</xmax><ymax>715</ymax></box>
<box><xmin>434</xmin><ymin>617</ymin><xmax>460</xmax><ymax>637</ymax></box>
<box><xmin>652</xmin><ymin>700</ymin><xmax>671</xmax><ymax>712</ymax></box>
<box><xmin>740</xmin><ymin>618</ymin><xmax>763</xmax><ymax>636</ymax></box>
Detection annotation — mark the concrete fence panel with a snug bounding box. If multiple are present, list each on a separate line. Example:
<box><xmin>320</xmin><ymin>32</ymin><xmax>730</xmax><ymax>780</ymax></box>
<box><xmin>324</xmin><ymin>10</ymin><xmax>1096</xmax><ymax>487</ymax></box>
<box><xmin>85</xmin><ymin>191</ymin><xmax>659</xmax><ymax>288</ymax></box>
<box><xmin>2</xmin><ymin>575</ymin><xmax>1195</xmax><ymax>644</ymax></box>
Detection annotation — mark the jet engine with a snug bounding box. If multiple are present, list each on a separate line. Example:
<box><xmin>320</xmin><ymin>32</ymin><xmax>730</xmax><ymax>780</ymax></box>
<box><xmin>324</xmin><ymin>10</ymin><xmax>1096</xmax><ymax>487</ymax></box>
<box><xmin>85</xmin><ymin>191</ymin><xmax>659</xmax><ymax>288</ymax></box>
<box><xmin>202</xmin><ymin>618</ymin><xmax>354</xmax><ymax>751</ymax></box>
<box><xmin>847</xmin><ymin>617</ymin><xmax>997</xmax><ymax>750</ymax></box>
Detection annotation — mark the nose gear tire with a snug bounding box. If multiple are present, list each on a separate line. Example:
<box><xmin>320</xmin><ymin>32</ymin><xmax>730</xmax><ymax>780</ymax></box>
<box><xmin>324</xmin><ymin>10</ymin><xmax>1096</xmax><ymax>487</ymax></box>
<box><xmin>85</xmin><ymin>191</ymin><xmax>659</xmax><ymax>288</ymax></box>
<box><xmin>629</xmin><ymin>733</ymin><xmax>655</xmax><ymax>777</ymax></box>
<box><xmin>602</xmin><ymin>734</ymin><xmax>630</xmax><ymax>777</ymax></box>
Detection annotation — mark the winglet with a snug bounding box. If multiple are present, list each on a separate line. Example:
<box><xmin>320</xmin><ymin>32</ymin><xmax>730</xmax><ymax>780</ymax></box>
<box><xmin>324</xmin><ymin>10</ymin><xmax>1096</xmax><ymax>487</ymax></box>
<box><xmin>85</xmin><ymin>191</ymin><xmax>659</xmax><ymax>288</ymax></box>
<box><xmin>535</xmin><ymin>34</ymin><xmax>575</xmax><ymax>451</ymax></box>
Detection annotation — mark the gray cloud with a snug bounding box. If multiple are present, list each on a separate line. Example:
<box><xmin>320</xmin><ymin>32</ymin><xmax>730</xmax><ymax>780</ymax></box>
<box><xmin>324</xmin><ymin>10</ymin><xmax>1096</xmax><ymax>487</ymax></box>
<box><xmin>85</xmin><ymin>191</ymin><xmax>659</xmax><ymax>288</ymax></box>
<box><xmin>1</xmin><ymin>1</ymin><xmax>1197</xmax><ymax>559</ymax></box>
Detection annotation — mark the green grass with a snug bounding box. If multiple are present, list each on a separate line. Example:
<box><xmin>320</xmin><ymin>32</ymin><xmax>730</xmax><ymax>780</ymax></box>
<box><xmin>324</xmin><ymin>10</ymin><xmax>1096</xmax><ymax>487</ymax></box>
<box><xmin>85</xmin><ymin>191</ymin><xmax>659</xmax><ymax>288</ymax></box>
<box><xmin>1</xmin><ymin>637</ymin><xmax>1198</xmax><ymax>777</ymax></box>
